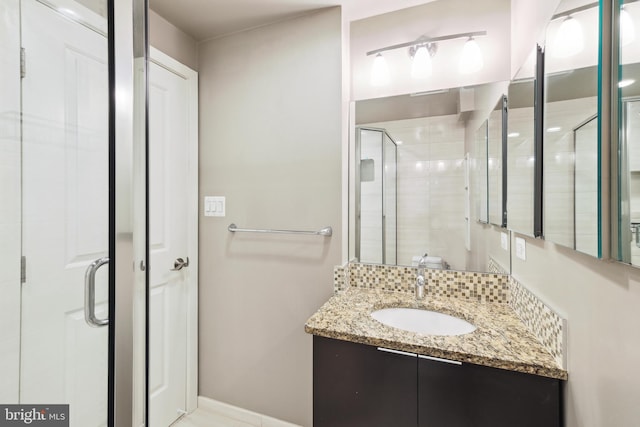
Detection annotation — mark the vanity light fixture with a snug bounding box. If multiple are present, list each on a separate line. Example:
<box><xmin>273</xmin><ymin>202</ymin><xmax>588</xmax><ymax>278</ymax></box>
<box><xmin>550</xmin><ymin>2</ymin><xmax>599</xmax><ymax>58</ymax></box>
<box><xmin>459</xmin><ymin>37</ymin><xmax>484</xmax><ymax>74</ymax></box>
<box><xmin>410</xmin><ymin>43</ymin><xmax>436</xmax><ymax>79</ymax></box>
<box><xmin>547</xmin><ymin>126</ymin><xmax>562</xmax><ymax>133</ymax></box>
<box><xmin>367</xmin><ymin>30</ymin><xmax>487</xmax><ymax>86</ymax></box>
<box><xmin>370</xmin><ymin>53</ymin><xmax>390</xmax><ymax>86</ymax></box>
<box><xmin>508</xmin><ymin>132</ymin><xmax>521</xmax><ymax>138</ymax></box>
<box><xmin>553</xmin><ymin>16</ymin><xmax>584</xmax><ymax>57</ymax></box>
<box><xmin>621</xmin><ymin>6</ymin><xmax>636</xmax><ymax>46</ymax></box>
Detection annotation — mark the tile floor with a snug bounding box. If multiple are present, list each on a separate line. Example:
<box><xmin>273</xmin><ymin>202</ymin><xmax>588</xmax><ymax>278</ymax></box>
<box><xmin>171</xmin><ymin>408</ymin><xmax>254</xmax><ymax>427</ymax></box>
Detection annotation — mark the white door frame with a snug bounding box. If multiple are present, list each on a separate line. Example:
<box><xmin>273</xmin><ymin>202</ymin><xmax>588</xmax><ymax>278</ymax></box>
<box><xmin>149</xmin><ymin>46</ymin><xmax>199</xmax><ymax>415</ymax></box>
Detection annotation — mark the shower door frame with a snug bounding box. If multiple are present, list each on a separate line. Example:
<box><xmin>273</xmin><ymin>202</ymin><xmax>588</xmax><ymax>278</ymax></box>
<box><xmin>354</xmin><ymin>126</ymin><xmax>398</xmax><ymax>265</ymax></box>
<box><xmin>111</xmin><ymin>0</ymin><xmax>148</xmax><ymax>425</ymax></box>
<box><xmin>0</xmin><ymin>0</ymin><xmax>148</xmax><ymax>425</ymax></box>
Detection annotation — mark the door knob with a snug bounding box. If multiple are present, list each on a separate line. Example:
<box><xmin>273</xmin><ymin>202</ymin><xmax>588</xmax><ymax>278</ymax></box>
<box><xmin>171</xmin><ymin>257</ymin><xmax>190</xmax><ymax>271</ymax></box>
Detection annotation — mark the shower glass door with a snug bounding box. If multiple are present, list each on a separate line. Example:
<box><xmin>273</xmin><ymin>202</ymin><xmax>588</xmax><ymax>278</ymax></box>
<box><xmin>1</xmin><ymin>0</ymin><xmax>149</xmax><ymax>425</ymax></box>
<box><xmin>356</xmin><ymin>127</ymin><xmax>398</xmax><ymax>265</ymax></box>
<box><xmin>20</xmin><ymin>1</ymin><xmax>110</xmax><ymax>425</ymax></box>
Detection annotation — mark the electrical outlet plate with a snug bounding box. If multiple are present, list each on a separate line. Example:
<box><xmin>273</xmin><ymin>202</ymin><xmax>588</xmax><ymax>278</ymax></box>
<box><xmin>515</xmin><ymin>237</ymin><xmax>526</xmax><ymax>260</ymax></box>
<box><xmin>501</xmin><ymin>232</ymin><xmax>508</xmax><ymax>251</ymax></box>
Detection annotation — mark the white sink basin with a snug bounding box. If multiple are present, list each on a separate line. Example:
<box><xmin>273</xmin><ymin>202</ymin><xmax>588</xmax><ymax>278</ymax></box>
<box><xmin>371</xmin><ymin>307</ymin><xmax>476</xmax><ymax>336</ymax></box>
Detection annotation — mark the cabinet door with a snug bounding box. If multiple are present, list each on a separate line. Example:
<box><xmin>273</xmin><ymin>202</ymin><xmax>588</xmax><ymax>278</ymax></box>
<box><xmin>417</xmin><ymin>356</ymin><xmax>471</xmax><ymax>427</ymax></box>
<box><xmin>418</xmin><ymin>356</ymin><xmax>562</xmax><ymax>427</ymax></box>
<box><xmin>313</xmin><ymin>336</ymin><xmax>417</xmax><ymax>427</ymax></box>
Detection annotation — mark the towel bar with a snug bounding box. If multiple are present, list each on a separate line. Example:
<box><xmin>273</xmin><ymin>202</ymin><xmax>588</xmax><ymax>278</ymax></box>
<box><xmin>228</xmin><ymin>223</ymin><xmax>332</xmax><ymax>237</ymax></box>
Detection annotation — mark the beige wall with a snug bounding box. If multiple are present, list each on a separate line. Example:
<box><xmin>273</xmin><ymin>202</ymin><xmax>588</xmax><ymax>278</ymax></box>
<box><xmin>510</xmin><ymin>0</ymin><xmax>559</xmax><ymax>76</ymax></box>
<box><xmin>197</xmin><ymin>8</ymin><xmax>342</xmax><ymax>426</ymax></box>
<box><xmin>149</xmin><ymin>9</ymin><xmax>198</xmax><ymax>71</ymax></box>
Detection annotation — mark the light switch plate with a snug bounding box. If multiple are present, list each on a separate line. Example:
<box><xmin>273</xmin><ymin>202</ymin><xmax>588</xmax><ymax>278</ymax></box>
<box><xmin>515</xmin><ymin>237</ymin><xmax>526</xmax><ymax>260</ymax></box>
<box><xmin>204</xmin><ymin>196</ymin><xmax>225</xmax><ymax>217</ymax></box>
<box><xmin>500</xmin><ymin>232</ymin><xmax>508</xmax><ymax>251</ymax></box>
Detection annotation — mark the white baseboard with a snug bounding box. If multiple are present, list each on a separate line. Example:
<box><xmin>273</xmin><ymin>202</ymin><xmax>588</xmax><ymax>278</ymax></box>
<box><xmin>196</xmin><ymin>396</ymin><xmax>302</xmax><ymax>427</ymax></box>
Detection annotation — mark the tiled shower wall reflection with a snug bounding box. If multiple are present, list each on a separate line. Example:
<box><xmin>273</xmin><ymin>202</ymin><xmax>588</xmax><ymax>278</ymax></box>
<box><xmin>363</xmin><ymin>114</ymin><xmax>466</xmax><ymax>269</ymax></box>
<box><xmin>543</xmin><ymin>96</ymin><xmax>597</xmax><ymax>253</ymax></box>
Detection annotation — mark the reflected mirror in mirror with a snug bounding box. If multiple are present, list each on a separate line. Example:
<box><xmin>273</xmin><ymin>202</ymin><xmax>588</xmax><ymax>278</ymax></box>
<box><xmin>488</xmin><ymin>96</ymin><xmax>507</xmax><ymax>227</ymax></box>
<box><xmin>543</xmin><ymin>0</ymin><xmax>600</xmax><ymax>258</ymax></box>
<box><xmin>507</xmin><ymin>48</ymin><xmax>536</xmax><ymax>236</ymax></box>
<box><xmin>476</xmin><ymin>120</ymin><xmax>489</xmax><ymax>224</ymax></box>
<box><xmin>615</xmin><ymin>0</ymin><xmax>640</xmax><ymax>265</ymax></box>
<box><xmin>351</xmin><ymin>83</ymin><xmax>510</xmax><ymax>273</ymax></box>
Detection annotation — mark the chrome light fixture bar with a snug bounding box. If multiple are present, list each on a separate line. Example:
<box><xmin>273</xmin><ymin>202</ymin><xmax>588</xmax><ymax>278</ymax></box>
<box><xmin>365</xmin><ymin>30</ymin><xmax>487</xmax><ymax>57</ymax></box>
<box><xmin>551</xmin><ymin>2</ymin><xmax>599</xmax><ymax>20</ymax></box>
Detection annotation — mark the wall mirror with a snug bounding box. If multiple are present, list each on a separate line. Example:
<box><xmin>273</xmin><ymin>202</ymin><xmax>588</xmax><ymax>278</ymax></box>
<box><xmin>351</xmin><ymin>82</ymin><xmax>511</xmax><ymax>273</ymax></box>
<box><xmin>488</xmin><ymin>95</ymin><xmax>507</xmax><ymax>227</ymax></box>
<box><xmin>507</xmin><ymin>48</ymin><xmax>537</xmax><ymax>237</ymax></box>
<box><xmin>348</xmin><ymin>0</ymin><xmax>513</xmax><ymax>274</ymax></box>
<box><xmin>542</xmin><ymin>0</ymin><xmax>601</xmax><ymax>258</ymax></box>
<box><xmin>476</xmin><ymin>120</ymin><xmax>490</xmax><ymax>224</ymax></box>
<box><xmin>613</xmin><ymin>0</ymin><xmax>640</xmax><ymax>266</ymax></box>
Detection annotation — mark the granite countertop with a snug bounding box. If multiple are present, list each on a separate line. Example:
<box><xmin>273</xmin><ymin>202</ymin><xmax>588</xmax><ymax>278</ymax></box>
<box><xmin>305</xmin><ymin>288</ymin><xmax>568</xmax><ymax>380</ymax></box>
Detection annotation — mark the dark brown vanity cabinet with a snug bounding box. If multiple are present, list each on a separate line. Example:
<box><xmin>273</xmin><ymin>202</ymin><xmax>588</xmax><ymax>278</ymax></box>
<box><xmin>418</xmin><ymin>354</ymin><xmax>562</xmax><ymax>427</ymax></box>
<box><xmin>313</xmin><ymin>336</ymin><xmax>562</xmax><ymax>427</ymax></box>
<box><xmin>313</xmin><ymin>335</ymin><xmax>416</xmax><ymax>427</ymax></box>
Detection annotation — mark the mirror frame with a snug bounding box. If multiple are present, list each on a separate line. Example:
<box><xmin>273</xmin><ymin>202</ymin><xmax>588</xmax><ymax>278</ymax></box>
<box><xmin>488</xmin><ymin>95</ymin><xmax>508</xmax><ymax>228</ymax></box>
<box><xmin>534</xmin><ymin>44</ymin><xmax>545</xmax><ymax>238</ymax></box>
<box><xmin>501</xmin><ymin>95</ymin><xmax>508</xmax><ymax>228</ymax></box>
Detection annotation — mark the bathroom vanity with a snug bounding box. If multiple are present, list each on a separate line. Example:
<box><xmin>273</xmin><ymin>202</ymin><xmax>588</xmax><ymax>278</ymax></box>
<box><xmin>313</xmin><ymin>336</ymin><xmax>561</xmax><ymax>427</ymax></box>
<box><xmin>306</xmin><ymin>286</ymin><xmax>567</xmax><ymax>427</ymax></box>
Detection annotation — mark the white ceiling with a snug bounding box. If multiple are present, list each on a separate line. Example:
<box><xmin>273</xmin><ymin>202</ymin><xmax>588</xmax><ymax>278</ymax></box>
<box><xmin>149</xmin><ymin>0</ymin><xmax>436</xmax><ymax>42</ymax></box>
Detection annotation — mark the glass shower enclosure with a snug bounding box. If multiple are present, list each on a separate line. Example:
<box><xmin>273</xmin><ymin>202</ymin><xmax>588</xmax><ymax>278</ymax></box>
<box><xmin>355</xmin><ymin>127</ymin><xmax>397</xmax><ymax>265</ymax></box>
<box><xmin>0</xmin><ymin>0</ymin><xmax>147</xmax><ymax>425</ymax></box>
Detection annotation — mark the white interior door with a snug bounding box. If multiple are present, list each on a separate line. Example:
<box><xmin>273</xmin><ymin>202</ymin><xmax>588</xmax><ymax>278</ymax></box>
<box><xmin>148</xmin><ymin>55</ymin><xmax>192</xmax><ymax>427</ymax></box>
<box><xmin>20</xmin><ymin>0</ymin><xmax>109</xmax><ymax>426</ymax></box>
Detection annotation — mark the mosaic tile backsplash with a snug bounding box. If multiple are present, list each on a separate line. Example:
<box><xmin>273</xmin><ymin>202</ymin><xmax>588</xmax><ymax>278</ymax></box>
<box><xmin>333</xmin><ymin>265</ymin><xmax>347</xmax><ymax>293</ymax></box>
<box><xmin>332</xmin><ymin>262</ymin><xmax>566</xmax><ymax>370</ymax></box>
<box><xmin>487</xmin><ymin>257</ymin><xmax>509</xmax><ymax>275</ymax></box>
<box><xmin>509</xmin><ymin>277</ymin><xmax>566</xmax><ymax>369</ymax></box>
<box><xmin>343</xmin><ymin>262</ymin><xmax>510</xmax><ymax>303</ymax></box>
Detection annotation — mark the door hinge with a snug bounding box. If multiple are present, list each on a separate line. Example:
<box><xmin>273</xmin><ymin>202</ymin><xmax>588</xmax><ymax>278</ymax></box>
<box><xmin>20</xmin><ymin>48</ymin><xmax>26</xmax><ymax>79</ymax></box>
<box><xmin>20</xmin><ymin>256</ymin><xmax>26</xmax><ymax>284</ymax></box>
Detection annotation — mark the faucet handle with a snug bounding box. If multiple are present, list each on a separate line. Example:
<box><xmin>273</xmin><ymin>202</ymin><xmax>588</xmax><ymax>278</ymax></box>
<box><xmin>418</xmin><ymin>253</ymin><xmax>429</xmax><ymax>267</ymax></box>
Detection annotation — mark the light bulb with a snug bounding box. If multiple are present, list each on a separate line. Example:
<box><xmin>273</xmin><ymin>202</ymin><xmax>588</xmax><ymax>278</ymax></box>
<box><xmin>553</xmin><ymin>16</ymin><xmax>584</xmax><ymax>58</ymax></box>
<box><xmin>621</xmin><ymin>7</ymin><xmax>635</xmax><ymax>47</ymax></box>
<box><xmin>370</xmin><ymin>53</ymin><xmax>390</xmax><ymax>87</ymax></box>
<box><xmin>619</xmin><ymin>79</ymin><xmax>635</xmax><ymax>88</ymax></box>
<box><xmin>459</xmin><ymin>38</ymin><xmax>483</xmax><ymax>75</ymax></box>
<box><xmin>411</xmin><ymin>45</ymin><xmax>432</xmax><ymax>79</ymax></box>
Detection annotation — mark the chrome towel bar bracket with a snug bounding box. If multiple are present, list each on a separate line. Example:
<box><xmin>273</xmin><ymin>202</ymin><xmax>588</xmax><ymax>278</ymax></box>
<box><xmin>228</xmin><ymin>223</ymin><xmax>332</xmax><ymax>237</ymax></box>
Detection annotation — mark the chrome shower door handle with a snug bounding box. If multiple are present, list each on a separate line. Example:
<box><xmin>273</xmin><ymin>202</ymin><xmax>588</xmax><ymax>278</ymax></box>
<box><xmin>171</xmin><ymin>257</ymin><xmax>189</xmax><ymax>271</ymax></box>
<box><xmin>84</xmin><ymin>257</ymin><xmax>109</xmax><ymax>327</ymax></box>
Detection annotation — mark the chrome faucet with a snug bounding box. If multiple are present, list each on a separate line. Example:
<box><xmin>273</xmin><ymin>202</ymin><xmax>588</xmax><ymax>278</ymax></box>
<box><xmin>416</xmin><ymin>254</ymin><xmax>428</xmax><ymax>300</ymax></box>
